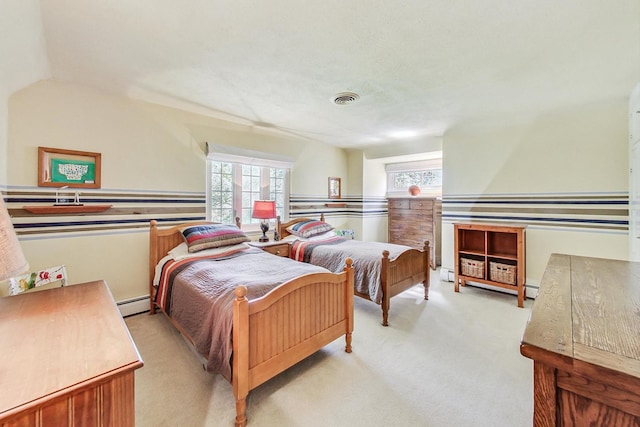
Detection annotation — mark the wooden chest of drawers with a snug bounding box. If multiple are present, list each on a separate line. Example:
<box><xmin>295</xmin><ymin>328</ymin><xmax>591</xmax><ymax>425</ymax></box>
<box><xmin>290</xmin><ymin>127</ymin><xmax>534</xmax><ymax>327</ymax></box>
<box><xmin>388</xmin><ymin>197</ymin><xmax>441</xmax><ymax>268</ymax></box>
<box><xmin>0</xmin><ymin>280</ymin><xmax>143</xmax><ymax>427</ymax></box>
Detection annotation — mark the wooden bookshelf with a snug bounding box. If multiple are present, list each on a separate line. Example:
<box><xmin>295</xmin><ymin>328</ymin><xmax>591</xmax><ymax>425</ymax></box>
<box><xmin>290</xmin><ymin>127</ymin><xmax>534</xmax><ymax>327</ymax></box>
<box><xmin>453</xmin><ymin>222</ymin><xmax>526</xmax><ymax>307</ymax></box>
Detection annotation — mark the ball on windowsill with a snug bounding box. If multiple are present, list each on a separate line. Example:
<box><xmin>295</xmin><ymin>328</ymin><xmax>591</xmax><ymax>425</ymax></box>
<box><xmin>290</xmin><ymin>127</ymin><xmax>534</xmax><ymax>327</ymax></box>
<box><xmin>408</xmin><ymin>185</ymin><xmax>421</xmax><ymax>196</ymax></box>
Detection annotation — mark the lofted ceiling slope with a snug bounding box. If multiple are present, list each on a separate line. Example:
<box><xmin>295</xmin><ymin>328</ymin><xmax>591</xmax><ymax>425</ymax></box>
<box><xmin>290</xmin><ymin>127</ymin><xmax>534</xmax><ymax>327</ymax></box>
<box><xmin>39</xmin><ymin>1</ymin><xmax>640</xmax><ymax>149</ymax></box>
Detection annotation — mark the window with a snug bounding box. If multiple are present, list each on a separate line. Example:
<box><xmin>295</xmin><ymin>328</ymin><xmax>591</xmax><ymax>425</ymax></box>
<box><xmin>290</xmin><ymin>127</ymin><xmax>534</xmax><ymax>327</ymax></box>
<box><xmin>209</xmin><ymin>161</ymin><xmax>289</xmax><ymax>226</ymax></box>
<box><xmin>389</xmin><ymin>169</ymin><xmax>442</xmax><ymax>190</ymax></box>
<box><xmin>206</xmin><ymin>143</ymin><xmax>292</xmax><ymax>228</ymax></box>
<box><xmin>385</xmin><ymin>159</ymin><xmax>442</xmax><ymax>195</ymax></box>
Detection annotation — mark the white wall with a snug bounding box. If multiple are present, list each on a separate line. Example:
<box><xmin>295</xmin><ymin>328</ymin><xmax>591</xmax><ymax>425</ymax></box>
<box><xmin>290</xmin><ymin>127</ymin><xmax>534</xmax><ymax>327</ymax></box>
<box><xmin>442</xmin><ymin>101</ymin><xmax>629</xmax><ymax>286</ymax></box>
<box><xmin>628</xmin><ymin>83</ymin><xmax>640</xmax><ymax>260</ymax></box>
<box><xmin>361</xmin><ymin>159</ymin><xmax>387</xmax><ymax>242</ymax></box>
<box><xmin>0</xmin><ymin>0</ymin><xmax>50</xmax><ymax>182</ymax></box>
<box><xmin>6</xmin><ymin>80</ymin><xmax>348</xmax><ymax>301</ymax></box>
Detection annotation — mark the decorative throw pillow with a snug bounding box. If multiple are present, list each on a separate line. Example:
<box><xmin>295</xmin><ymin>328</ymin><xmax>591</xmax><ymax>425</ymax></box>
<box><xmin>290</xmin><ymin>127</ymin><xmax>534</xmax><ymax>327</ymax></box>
<box><xmin>180</xmin><ymin>224</ymin><xmax>250</xmax><ymax>253</ymax></box>
<box><xmin>286</xmin><ymin>220</ymin><xmax>334</xmax><ymax>238</ymax></box>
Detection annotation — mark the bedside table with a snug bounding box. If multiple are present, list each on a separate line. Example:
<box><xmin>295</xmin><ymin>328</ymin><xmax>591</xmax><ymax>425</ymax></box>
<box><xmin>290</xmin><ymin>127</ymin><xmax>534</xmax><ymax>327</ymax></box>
<box><xmin>249</xmin><ymin>240</ymin><xmax>290</xmax><ymax>257</ymax></box>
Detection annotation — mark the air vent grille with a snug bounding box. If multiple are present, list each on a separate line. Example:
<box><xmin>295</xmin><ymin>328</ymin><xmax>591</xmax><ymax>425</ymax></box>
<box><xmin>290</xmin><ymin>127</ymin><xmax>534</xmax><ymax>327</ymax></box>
<box><xmin>333</xmin><ymin>92</ymin><xmax>360</xmax><ymax>105</ymax></box>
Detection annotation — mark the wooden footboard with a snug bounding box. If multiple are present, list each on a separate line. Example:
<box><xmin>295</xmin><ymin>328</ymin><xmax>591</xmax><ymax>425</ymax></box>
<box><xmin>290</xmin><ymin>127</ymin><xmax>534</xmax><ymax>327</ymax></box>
<box><xmin>278</xmin><ymin>215</ymin><xmax>430</xmax><ymax>327</ymax></box>
<box><xmin>232</xmin><ymin>259</ymin><xmax>354</xmax><ymax>427</ymax></box>
<box><xmin>149</xmin><ymin>220</ymin><xmax>355</xmax><ymax>427</ymax></box>
<box><xmin>379</xmin><ymin>241</ymin><xmax>430</xmax><ymax>326</ymax></box>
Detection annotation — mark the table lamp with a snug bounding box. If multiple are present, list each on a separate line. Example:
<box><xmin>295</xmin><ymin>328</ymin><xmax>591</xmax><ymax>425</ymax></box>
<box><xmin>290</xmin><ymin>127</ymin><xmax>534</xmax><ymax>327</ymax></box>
<box><xmin>0</xmin><ymin>197</ymin><xmax>29</xmax><ymax>281</ymax></box>
<box><xmin>252</xmin><ymin>200</ymin><xmax>276</xmax><ymax>242</ymax></box>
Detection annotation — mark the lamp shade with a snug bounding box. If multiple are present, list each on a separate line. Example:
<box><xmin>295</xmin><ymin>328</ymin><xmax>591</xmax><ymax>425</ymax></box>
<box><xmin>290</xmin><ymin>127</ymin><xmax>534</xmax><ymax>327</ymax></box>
<box><xmin>251</xmin><ymin>200</ymin><xmax>276</xmax><ymax>219</ymax></box>
<box><xmin>0</xmin><ymin>197</ymin><xmax>29</xmax><ymax>281</ymax></box>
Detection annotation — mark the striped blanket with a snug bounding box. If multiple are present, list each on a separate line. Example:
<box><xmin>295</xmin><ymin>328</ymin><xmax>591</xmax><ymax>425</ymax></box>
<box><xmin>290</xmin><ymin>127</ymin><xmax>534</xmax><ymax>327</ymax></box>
<box><xmin>153</xmin><ymin>248</ymin><xmax>327</xmax><ymax>380</ymax></box>
<box><xmin>290</xmin><ymin>238</ymin><xmax>411</xmax><ymax>304</ymax></box>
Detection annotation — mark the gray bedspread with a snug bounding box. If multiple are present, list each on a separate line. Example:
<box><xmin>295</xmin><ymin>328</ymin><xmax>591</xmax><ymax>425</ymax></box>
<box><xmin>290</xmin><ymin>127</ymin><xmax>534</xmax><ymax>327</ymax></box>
<box><xmin>168</xmin><ymin>248</ymin><xmax>328</xmax><ymax>381</ymax></box>
<box><xmin>307</xmin><ymin>240</ymin><xmax>411</xmax><ymax>304</ymax></box>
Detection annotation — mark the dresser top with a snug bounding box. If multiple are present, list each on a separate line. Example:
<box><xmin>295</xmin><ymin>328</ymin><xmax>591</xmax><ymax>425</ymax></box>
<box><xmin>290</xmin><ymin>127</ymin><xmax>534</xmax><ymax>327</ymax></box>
<box><xmin>0</xmin><ymin>280</ymin><xmax>143</xmax><ymax>417</ymax></box>
<box><xmin>521</xmin><ymin>254</ymin><xmax>640</xmax><ymax>378</ymax></box>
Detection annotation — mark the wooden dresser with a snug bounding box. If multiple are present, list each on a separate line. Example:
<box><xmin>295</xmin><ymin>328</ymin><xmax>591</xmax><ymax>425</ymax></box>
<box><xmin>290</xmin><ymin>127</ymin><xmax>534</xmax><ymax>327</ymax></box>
<box><xmin>387</xmin><ymin>197</ymin><xmax>441</xmax><ymax>268</ymax></box>
<box><xmin>520</xmin><ymin>254</ymin><xmax>640</xmax><ymax>426</ymax></box>
<box><xmin>0</xmin><ymin>280</ymin><xmax>143</xmax><ymax>427</ymax></box>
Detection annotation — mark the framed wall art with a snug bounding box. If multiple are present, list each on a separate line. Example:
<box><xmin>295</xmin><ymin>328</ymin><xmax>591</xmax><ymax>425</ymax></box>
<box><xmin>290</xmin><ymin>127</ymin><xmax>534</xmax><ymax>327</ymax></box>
<box><xmin>328</xmin><ymin>177</ymin><xmax>341</xmax><ymax>199</ymax></box>
<box><xmin>38</xmin><ymin>147</ymin><xmax>102</xmax><ymax>189</ymax></box>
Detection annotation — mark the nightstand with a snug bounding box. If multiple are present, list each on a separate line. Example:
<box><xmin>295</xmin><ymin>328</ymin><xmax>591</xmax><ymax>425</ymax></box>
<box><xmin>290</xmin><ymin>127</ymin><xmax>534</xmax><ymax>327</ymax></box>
<box><xmin>249</xmin><ymin>240</ymin><xmax>290</xmax><ymax>257</ymax></box>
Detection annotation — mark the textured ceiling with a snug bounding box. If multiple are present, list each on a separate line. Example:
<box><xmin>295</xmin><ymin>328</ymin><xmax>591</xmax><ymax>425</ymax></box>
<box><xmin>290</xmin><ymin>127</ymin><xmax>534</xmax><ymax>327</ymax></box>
<box><xmin>40</xmin><ymin>1</ymin><xmax>640</xmax><ymax>149</ymax></box>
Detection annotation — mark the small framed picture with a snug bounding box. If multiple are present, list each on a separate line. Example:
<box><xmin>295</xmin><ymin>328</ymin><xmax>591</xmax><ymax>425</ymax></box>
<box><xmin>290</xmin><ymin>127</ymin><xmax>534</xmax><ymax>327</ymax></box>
<box><xmin>328</xmin><ymin>177</ymin><xmax>341</xmax><ymax>199</ymax></box>
<box><xmin>38</xmin><ymin>147</ymin><xmax>102</xmax><ymax>189</ymax></box>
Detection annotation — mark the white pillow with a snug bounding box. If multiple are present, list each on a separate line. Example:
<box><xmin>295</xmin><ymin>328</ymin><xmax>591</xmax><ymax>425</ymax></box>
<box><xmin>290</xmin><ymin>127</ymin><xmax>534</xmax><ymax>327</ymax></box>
<box><xmin>153</xmin><ymin>242</ymin><xmax>251</xmax><ymax>287</ymax></box>
<box><xmin>307</xmin><ymin>230</ymin><xmax>340</xmax><ymax>241</ymax></box>
<box><xmin>282</xmin><ymin>230</ymin><xmax>338</xmax><ymax>242</ymax></box>
<box><xmin>168</xmin><ymin>242</ymin><xmax>250</xmax><ymax>260</ymax></box>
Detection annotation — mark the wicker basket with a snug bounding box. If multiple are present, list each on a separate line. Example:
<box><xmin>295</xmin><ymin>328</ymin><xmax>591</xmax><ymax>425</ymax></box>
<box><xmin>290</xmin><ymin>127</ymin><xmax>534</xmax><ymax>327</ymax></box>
<box><xmin>460</xmin><ymin>258</ymin><xmax>484</xmax><ymax>279</ymax></box>
<box><xmin>490</xmin><ymin>262</ymin><xmax>516</xmax><ymax>285</ymax></box>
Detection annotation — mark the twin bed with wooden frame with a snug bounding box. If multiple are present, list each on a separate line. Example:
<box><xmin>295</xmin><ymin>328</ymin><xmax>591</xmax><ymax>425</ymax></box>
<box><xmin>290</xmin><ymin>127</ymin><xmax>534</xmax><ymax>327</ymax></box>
<box><xmin>277</xmin><ymin>214</ymin><xmax>430</xmax><ymax>326</ymax></box>
<box><xmin>148</xmin><ymin>219</ymin><xmax>354</xmax><ymax>427</ymax></box>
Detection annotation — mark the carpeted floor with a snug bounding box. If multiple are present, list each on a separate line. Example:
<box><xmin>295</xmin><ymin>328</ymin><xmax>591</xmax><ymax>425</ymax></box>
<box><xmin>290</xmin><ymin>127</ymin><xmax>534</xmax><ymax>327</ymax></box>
<box><xmin>125</xmin><ymin>271</ymin><xmax>534</xmax><ymax>427</ymax></box>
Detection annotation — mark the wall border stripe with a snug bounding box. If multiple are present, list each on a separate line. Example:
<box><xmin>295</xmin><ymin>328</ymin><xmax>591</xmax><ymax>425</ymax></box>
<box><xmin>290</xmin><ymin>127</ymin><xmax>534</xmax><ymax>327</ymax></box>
<box><xmin>442</xmin><ymin>192</ymin><xmax>628</xmax><ymax>232</ymax></box>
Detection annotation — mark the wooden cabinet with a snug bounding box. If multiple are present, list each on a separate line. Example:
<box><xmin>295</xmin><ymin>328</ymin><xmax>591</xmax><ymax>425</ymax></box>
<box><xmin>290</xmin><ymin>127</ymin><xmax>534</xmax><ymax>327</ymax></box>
<box><xmin>521</xmin><ymin>254</ymin><xmax>640</xmax><ymax>426</ymax></box>
<box><xmin>249</xmin><ymin>241</ymin><xmax>290</xmax><ymax>257</ymax></box>
<box><xmin>0</xmin><ymin>280</ymin><xmax>143</xmax><ymax>426</ymax></box>
<box><xmin>453</xmin><ymin>222</ymin><xmax>526</xmax><ymax>307</ymax></box>
<box><xmin>388</xmin><ymin>197</ymin><xmax>441</xmax><ymax>269</ymax></box>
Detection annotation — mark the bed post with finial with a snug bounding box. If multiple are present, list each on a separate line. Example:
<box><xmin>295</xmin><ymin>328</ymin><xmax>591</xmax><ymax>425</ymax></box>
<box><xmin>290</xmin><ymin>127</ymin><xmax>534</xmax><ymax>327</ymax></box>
<box><xmin>149</xmin><ymin>220</ymin><xmax>158</xmax><ymax>315</ymax></box>
<box><xmin>380</xmin><ymin>250</ymin><xmax>391</xmax><ymax>326</ymax></box>
<box><xmin>344</xmin><ymin>257</ymin><xmax>354</xmax><ymax>353</ymax></box>
<box><xmin>422</xmin><ymin>241</ymin><xmax>430</xmax><ymax>300</ymax></box>
<box><xmin>233</xmin><ymin>285</ymin><xmax>249</xmax><ymax>427</ymax></box>
<box><xmin>320</xmin><ymin>212</ymin><xmax>325</xmax><ymax>222</ymax></box>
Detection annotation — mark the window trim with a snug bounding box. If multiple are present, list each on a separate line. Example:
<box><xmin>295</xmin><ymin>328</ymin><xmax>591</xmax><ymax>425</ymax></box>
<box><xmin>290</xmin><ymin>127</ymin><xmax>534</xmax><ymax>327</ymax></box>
<box><xmin>385</xmin><ymin>158</ymin><xmax>442</xmax><ymax>196</ymax></box>
<box><xmin>206</xmin><ymin>146</ymin><xmax>292</xmax><ymax>230</ymax></box>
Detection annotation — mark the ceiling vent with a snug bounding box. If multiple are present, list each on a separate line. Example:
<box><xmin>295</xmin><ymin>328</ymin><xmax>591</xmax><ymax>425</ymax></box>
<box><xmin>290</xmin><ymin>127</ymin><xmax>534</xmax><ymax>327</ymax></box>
<box><xmin>332</xmin><ymin>92</ymin><xmax>360</xmax><ymax>105</ymax></box>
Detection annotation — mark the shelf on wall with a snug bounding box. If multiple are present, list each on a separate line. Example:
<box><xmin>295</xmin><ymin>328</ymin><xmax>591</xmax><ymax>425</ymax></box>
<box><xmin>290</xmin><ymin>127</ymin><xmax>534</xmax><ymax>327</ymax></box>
<box><xmin>23</xmin><ymin>205</ymin><xmax>112</xmax><ymax>214</ymax></box>
<box><xmin>324</xmin><ymin>203</ymin><xmax>346</xmax><ymax>208</ymax></box>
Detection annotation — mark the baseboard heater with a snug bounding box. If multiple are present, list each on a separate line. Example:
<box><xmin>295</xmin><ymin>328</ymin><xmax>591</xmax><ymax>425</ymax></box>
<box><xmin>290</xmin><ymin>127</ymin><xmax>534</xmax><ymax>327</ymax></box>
<box><xmin>117</xmin><ymin>295</ymin><xmax>150</xmax><ymax>317</ymax></box>
<box><xmin>439</xmin><ymin>267</ymin><xmax>538</xmax><ymax>299</ymax></box>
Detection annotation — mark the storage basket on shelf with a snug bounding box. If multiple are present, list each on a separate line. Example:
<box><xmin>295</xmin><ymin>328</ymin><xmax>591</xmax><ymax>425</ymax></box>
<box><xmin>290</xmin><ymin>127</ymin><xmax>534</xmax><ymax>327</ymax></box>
<box><xmin>490</xmin><ymin>261</ymin><xmax>516</xmax><ymax>285</ymax></box>
<box><xmin>460</xmin><ymin>258</ymin><xmax>484</xmax><ymax>279</ymax></box>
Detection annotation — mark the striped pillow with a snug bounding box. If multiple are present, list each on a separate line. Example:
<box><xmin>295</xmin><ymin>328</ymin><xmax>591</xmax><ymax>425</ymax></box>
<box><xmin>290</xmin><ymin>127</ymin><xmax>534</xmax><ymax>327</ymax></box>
<box><xmin>286</xmin><ymin>220</ymin><xmax>334</xmax><ymax>238</ymax></box>
<box><xmin>180</xmin><ymin>224</ymin><xmax>250</xmax><ymax>253</ymax></box>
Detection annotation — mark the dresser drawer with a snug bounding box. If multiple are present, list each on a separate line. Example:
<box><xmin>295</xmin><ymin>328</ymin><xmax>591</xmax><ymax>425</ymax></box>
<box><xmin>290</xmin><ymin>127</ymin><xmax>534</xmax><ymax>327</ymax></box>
<box><xmin>262</xmin><ymin>243</ymin><xmax>290</xmax><ymax>257</ymax></box>
<box><xmin>388</xmin><ymin>199</ymin><xmax>410</xmax><ymax>209</ymax></box>
<box><xmin>410</xmin><ymin>200</ymin><xmax>433</xmax><ymax>210</ymax></box>
<box><xmin>389</xmin><ymin>210</ymin><xmax>433</xmax><ymax>223</ymax></box>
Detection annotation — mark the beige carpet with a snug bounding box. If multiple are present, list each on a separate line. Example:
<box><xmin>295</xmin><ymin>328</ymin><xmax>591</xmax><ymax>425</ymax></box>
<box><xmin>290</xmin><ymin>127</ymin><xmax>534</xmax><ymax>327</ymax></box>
<box><xmin>125</xmin><ymin>271</ymin><xmax>534</xmax><ymax>427</ymax></box>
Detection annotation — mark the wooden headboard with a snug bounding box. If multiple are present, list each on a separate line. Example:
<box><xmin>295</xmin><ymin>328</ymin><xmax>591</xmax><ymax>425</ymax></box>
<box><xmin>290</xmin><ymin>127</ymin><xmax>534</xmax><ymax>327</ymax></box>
<box><xmin>277</xmin><ymin>213</ymin><xmax>326</xmax><ymax>239</ymax></box>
